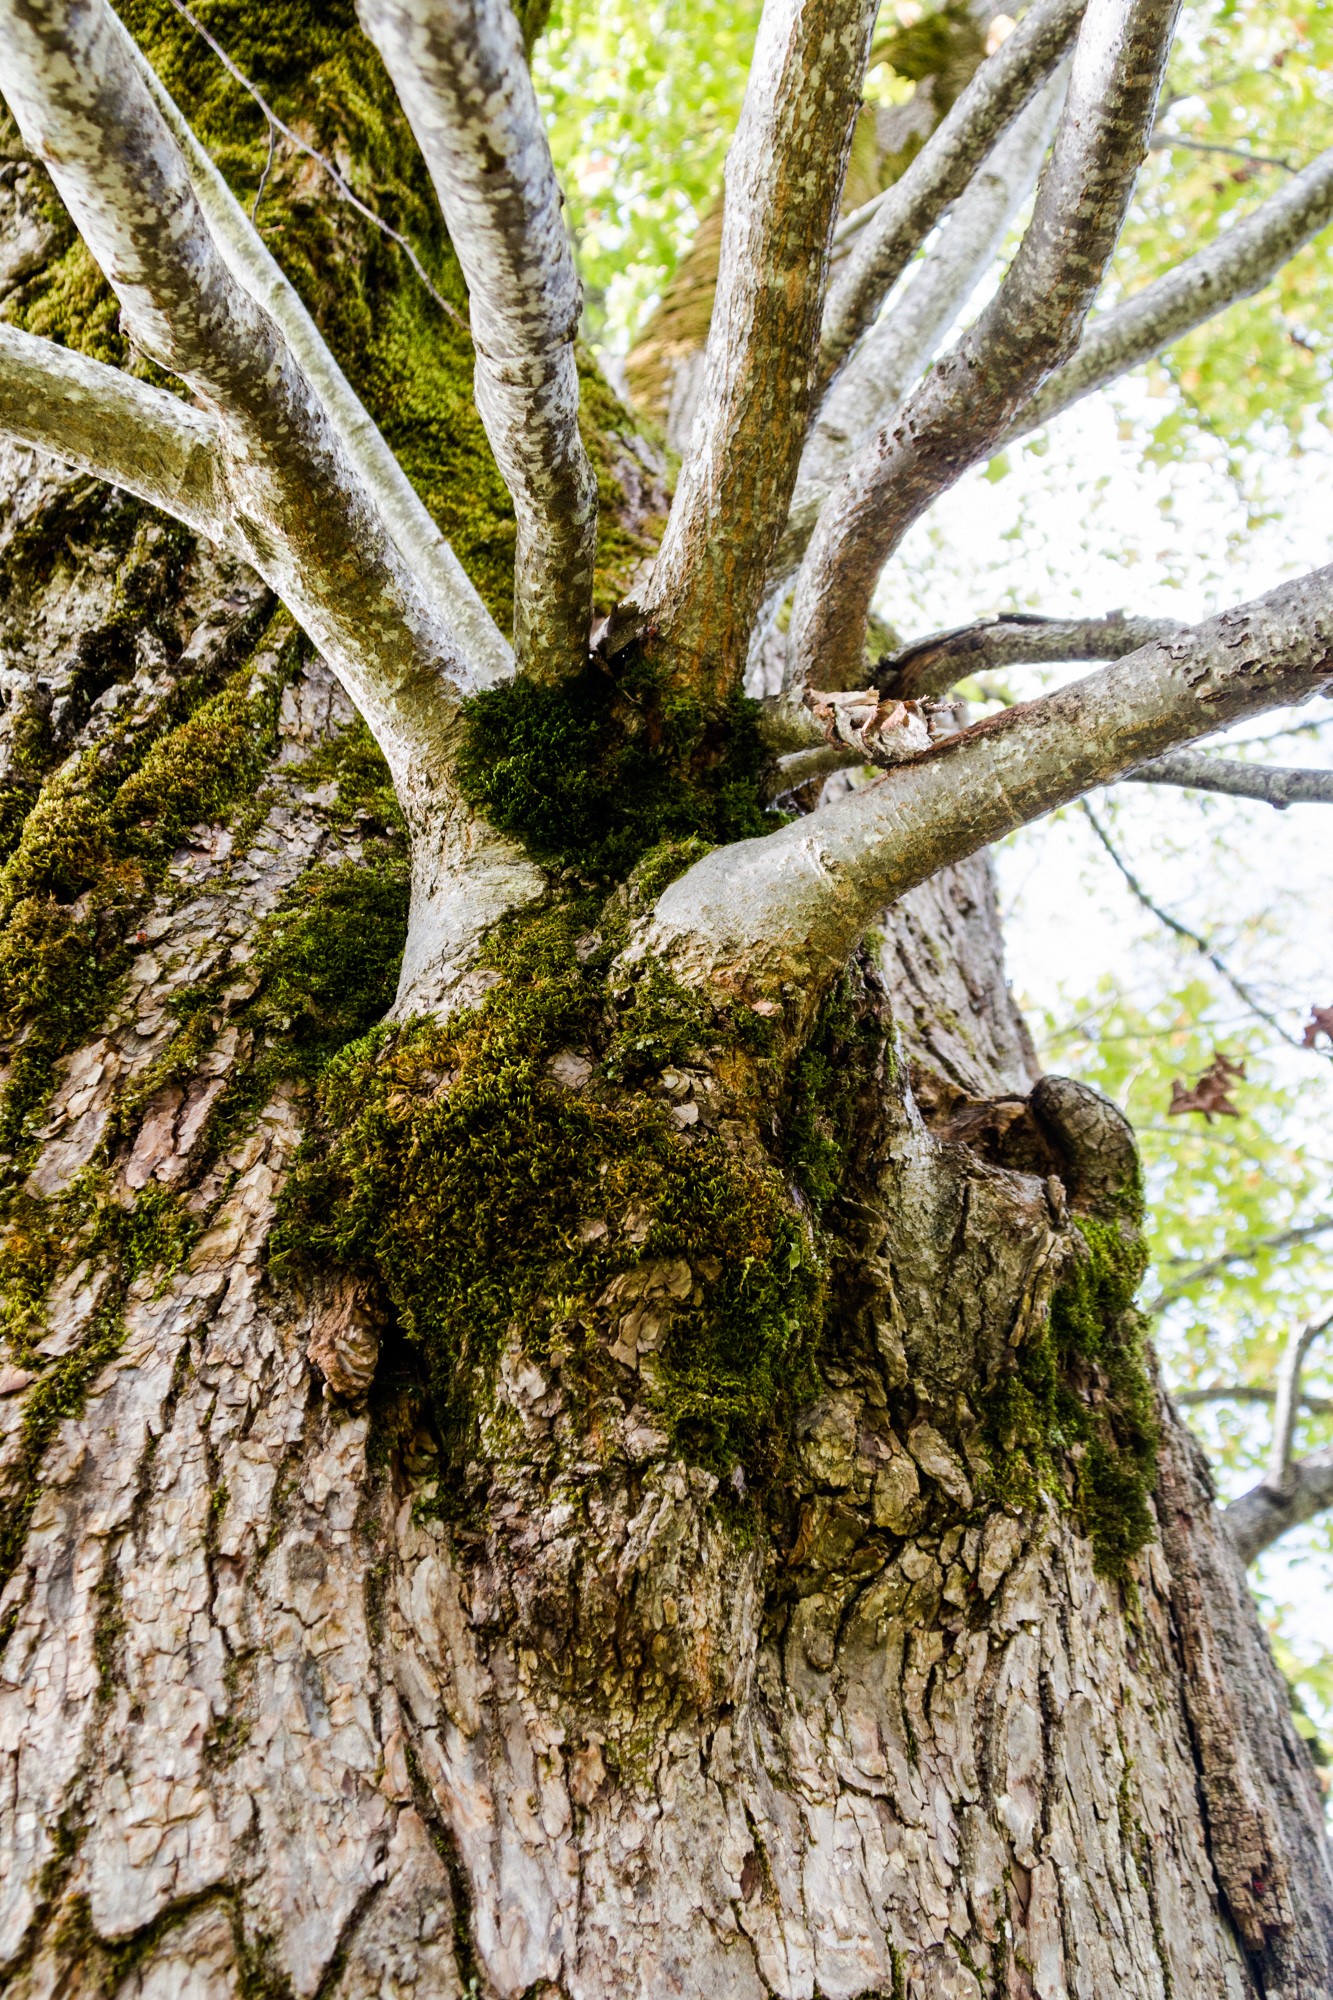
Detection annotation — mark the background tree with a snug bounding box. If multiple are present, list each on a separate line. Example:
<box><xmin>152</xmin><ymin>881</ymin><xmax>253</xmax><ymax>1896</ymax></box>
<box><xmin>0</xmin><ymin>0</ymin><xmax>1330</xmax><ymax>1996</ymax></box>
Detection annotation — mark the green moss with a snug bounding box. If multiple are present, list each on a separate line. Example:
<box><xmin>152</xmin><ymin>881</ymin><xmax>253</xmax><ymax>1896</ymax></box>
<box><xmin>982</xmin><ymin>1212</ymin><xmax>1159</xmax><ymax>1579</ymax></box>
<box><xmin>273</xmin><ymin>895</ymin><xmax>822</xmax><ymax>1482</ymax></box>
<box><xmin>783</xmin><ymin>970</ymin><xmax>887</xmax><ymax>1217</ymax></box>
<box><xmin>455</xmin><ymin>661</ymin><xmax>774</xmax><ymax>879</ymax></box>
<box><xmin>0</xmin><ymin>615</ymin><xmax>295</xmax><ymax>1164</ymax></box>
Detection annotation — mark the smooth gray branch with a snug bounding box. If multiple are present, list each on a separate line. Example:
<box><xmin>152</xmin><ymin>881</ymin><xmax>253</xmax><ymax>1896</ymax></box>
<box><xmin>635</xmin><ymin>0</ymin><xmax>880</xmax><ymax>699</ymax></box>
<box><xmin>775</xmin><ymin>75</ymin><xmax>1066</xmax><ymax>613</ymax></box>
<box><xmin>116</xmin><ymin>5</ymin><xmax>510</xmax><ymax>683</ymax></box>
<box><xmin>640</xmin><ymin>563</ymin><xmax>1333</xmax><ymax>1022</ymax></box>
<box><xmin>0</xmin><ymin>321</ymin><xmax>230</xmax><ymax>538</ymax></box>
<box><xmin>358</xmin><ymin>0</ymin><xmax>598</xmax><ymax>680</ymax></box>
<box><xmin>1121</xmin><ymin>750</ymin><xmax>1333</xmax><ymax>809</ymax></box>
<box><xmin>817</xmin><ymin>0</ymin><xmax>1085</xmax><ymax>387</ymax></box>
<box><xmin>790</xmin><ymin>0</ymin><xmax>1182</xmax><ymax>691</ymax></box>
<box><xmin>0</xmin><ymin>0</ymin><xmax>542</xmax><ymax>1001</ymax></box>
<box><xmin>1009</xmin><ymin>141</ymin><xmax>1333</xmax><ymax>441</ymax></box>
<box><xmin>1226</xmin><ymin>1444</ymin><xmax>1333</xmax><ymax>1564</ymax></box>
<box><xmin>876</xmin><ymin>609</ymin><xmax>1183</xmax><ymax>699</ymax></box>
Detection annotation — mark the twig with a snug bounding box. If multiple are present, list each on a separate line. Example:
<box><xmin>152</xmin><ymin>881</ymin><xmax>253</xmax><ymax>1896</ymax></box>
<box><xmin>164</xmin><ymin>0</ymin><xmax>465</xmax><ymax>326</ymax></box>
<box><xmin>1265</xmin><ymin>1308</ymin><xmax>1333</xmax><ymax>1490</ymax></box>
<box><xmin>1175</xmin><ymin>1382</ymin><xmax>1333</xmax><ymax>1417</ymax></box>
<box><xmin>1149</xmin><ymin>1216</ymin><xmax>1333</xmax><ymax>1314</ymax></box>
<box><xmin>1122</xmin><ymin>750</ymin><xmax>1333</xmax><ymax>810</ymax></box>
<box><xmin>1079</xmin><ymin>798</ymin><xmax>1312</xmax><ymax>1051</ymax></box>
<box><xmin>1149</xmin><ymin>130</ymin><xmax>1297</xmax><ymax>174</ymax></box>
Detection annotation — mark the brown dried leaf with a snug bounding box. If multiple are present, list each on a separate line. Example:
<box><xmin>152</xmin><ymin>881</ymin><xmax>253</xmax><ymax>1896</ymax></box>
<box><xmin>1167</xmin><ymin>1051</ymin><xmax>1247</xmax><ymax>1123</ymax></box>
<box><xmin>1301</xmin><ymin>1003</ymin><xmax>1333</xmax><ymax>1050</ymax></box>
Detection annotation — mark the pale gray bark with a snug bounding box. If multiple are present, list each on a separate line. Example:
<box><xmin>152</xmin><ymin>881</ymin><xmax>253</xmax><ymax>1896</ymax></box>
<box><xmin>876</xmin><ymin>608</ymin><xmax>1184</xmax><ymax>698</ymax></box>
<box><xmin>817</xmin><ymin>0</ymin><xmax>1085</xmax><ymax>386</ymax></box>
<box><xmin>118</xmin><ymin>6</ymin><xmax>512</xmax><ymax>688</ymax></box>
<box><xmin>0</xmin><ymin>0</ymin><xmax>545</xmax><ymax>1011</ymax></box>
<box><xmin>0</xmin><ymin>321</ymin><xmax>230</xmax><ymax>538</ymax></box>
<box><xmin>1010</xmin><ymin>139</ymin><xmax>1333</xmax><ymax>441</ymax></box>
<box><xmin>776</xmin><ymin>74</ymin><xmax>1067</xmax><ymax>614</ymax></box>
<box><xmin>1226</xmin><ymin>1447</ymin><xmax>1333</xmax><ymax>1564</ymax></box>
<box><xmin>356</xmin><ymin>0</ymin><xmax>598</xmax><ymax>680</ymax></box>
<box><xmin>643</xmin><ymin>564</ymin><xmax>1333</xmax><ymax>1022</ymax></box>
<box><xmin>635</xmin><ymin>0</ymin><xmax>880</xmax><ymax>697</ymax></box>
<box><xmin>790</xmin><ymin>0</ymin><xmax>1182</xmax><ymax>691</ymax></box>
<box><xmin>1122</xmin><ymin>749</ymin><xmax>1333</xmax><ymax>807</ymax></box>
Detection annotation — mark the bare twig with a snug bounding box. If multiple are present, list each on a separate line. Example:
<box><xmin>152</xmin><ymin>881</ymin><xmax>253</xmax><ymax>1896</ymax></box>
<box><xmin>1175</xmin><ymin>1383</ymin><xmax>1333</xmax><ymax>1417</ymax></box>
<box><xmin>633</xmin><ymin>0</ymin><xmax>881</xmax><ymax>699</ymax></box>
<box><xmin>1150</xmin><ymin>1217</ymin><xmax>1333</xmax><ymax>1314</ymax></box>
<box><xmin>357</xmin><ymin>0</ymin><xmax>598</xmax><ymax>679</ymax></box>
<box><xmin>166</xmin><ymin>0</ymin><xmax>465</xmax><ymax>324</ymax></box>
<box><xmin>1266</xmin><ymin>1311</ymin><xmax>1333</xmax><ymax>1491</ymax></box>
<box><xmin>1148</xmin><ymin>130</ymin><xmax>1296</xmax><ymax>175</ymax></box>
<box><xmin>817</xmin><ymin>0</ymin><xmax>1085</xmax><ymax>387</ymax></box>
<box><xmin>790</xmin><ymin>0</ymin><xmax>1183</xmax><ymax>692</ymax></box>
<box><xmin>1007</xmin><ymin>141</ymin><xmax>1333</xmax><ymax>442</ymax></box>
<box><xmin>1079</xmin><ymin>799</ymin><xmax>1310</xmax><ymax>1050</ymax></box>
<box><xmin>1120</xmin><ymin>750</ymin><xmax>1333</xmax><ymax>809</ymax></box>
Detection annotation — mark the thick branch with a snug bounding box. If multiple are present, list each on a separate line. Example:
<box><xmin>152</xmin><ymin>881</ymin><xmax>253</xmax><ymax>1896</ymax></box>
<box><xmin>639</xmin><ymin>565</ymin><xmax>1333</xmax><ymax>1019</ymax></box>
<box><xmin>1121</xmin><ymin>751</ymin><xmax>1333</xmax><ymax>808</ymax></box>
<box><xmin>356</xmin><ymin>0</ymin><xmax>598</xmax><ymax>680</ymax></box>
<box><xmin>1008</xmin><ymin>141</ymin><xmax>1333</xmax><ymax>442</ymax></box>
<box><xmin>817</xmin><ymin>0</ymin><xmax>1084</xmax><ymax>387</ymax></box>
<box><xmin>775</xmin><ymin>74</ymin><xmax>1066</xmax><ymax>607</ymax></box>
<box><xmin>634</xmin><ymin>0</ymin><xmax>879</xmax><ymax>700</ymax></box>
<box><xmin>120</xmin><ymin>10</ymin><xmax>509</xmax><ymax>684</ymax></box>
<box><xmin>790</xmin><ymin>0</ymin><xmax>1181</xmax><ymax>691</ymax></box>
<box><xmin>0</xmin><ymin>0</ymin><xmax>501</xmax><ymax>806</ymax></box>
<box><xmin>0</xmin><ymin>321</ymin><xmax>229</xmax><ymax>537</ymax></box>
<box><xmin>1225</xmin><ymin>1446</ymin><xmax>1333</xmax><ymax>1564</ymax></box>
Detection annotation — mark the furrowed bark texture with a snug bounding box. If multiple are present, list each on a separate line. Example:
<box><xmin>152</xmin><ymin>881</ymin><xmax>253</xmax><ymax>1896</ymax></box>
<box><xmin>1</xmin><ymin>541</ymin><xmax>1329</xmax><ymax>1994</ymax></box>
<box><xmin>0</xmin><ymin>29</ymin><xmax>1330</xmax><ymax>2000</ymax></box>
<box><xmin>356</xmin><ymin>0</ymin><xmax>598</xmax><ymax>680</ymax></box>
<box><xmin>635</xmin><ymin>0</ymin><xmax>880</xmax><ymax>698</ymax></box>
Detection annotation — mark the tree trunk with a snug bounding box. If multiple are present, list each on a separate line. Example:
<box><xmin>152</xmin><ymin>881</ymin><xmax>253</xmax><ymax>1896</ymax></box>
<box><xmin>0</xmin><ymin>18</ymin><xmax>1330</xmax><ymax>1999</ymax></box>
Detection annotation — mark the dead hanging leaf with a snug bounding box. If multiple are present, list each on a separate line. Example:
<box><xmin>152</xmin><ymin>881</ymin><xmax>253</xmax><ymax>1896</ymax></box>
<box><xmin>1167</xmin><ymin>1051</ymin><xmax>1246</xmax><ymax>1123</ymax></box>
<box><xmin>1302</xmin><ymin>1003</ymin><xmax>1333</xmax><ymax>1050</ymax></box>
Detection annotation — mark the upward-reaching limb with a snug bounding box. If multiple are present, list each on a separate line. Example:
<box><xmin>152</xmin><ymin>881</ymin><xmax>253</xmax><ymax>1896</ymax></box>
<box><xmin>356</xmin><ymin>0</ymin><xmax>598</xmax><ymax>682</ymax></box>
<box><xmin>0</xmin><ymin>0</ymin><xmax>507</xmax><ymax>801</ymax></box>
<box><xmin>1006</xmin><ymin>142</ymin><xmax>1333</xmax><ymax>444</ymax></box>
<box><xmin>816</xmin><ymin>0</ymin><xmax>1085</xmax><ymax>388</ymax></box>
<box><xmin>1225</xmin><ymin>1311</ymin><xmax>1333</xmax><ymax>1563</ymax></box>
<box><xmin>633</xmin><ymin>0</ymin><xmax>880</xmax><ymax>701</ymax></box>
<box><xmin>788</xmin><ymin>0</ymin><xmax>1182</xmax><ymax>693</ymax></box>
<box><xmin>776</xmin><ymin>73</ymin><xmax>1067</xmax><ymax>602</ymax></box>
<box><xmin>118</xmin><ymin>8</ymin><xmax>510</xmax><ymax>687</ymax></box>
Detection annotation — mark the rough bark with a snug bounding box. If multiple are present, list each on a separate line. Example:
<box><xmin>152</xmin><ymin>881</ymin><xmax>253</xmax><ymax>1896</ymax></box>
<box><xmin>0</xmin><ymin>20</ymin><xmax>1329</xmax><ymax>2000</ymax></box>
